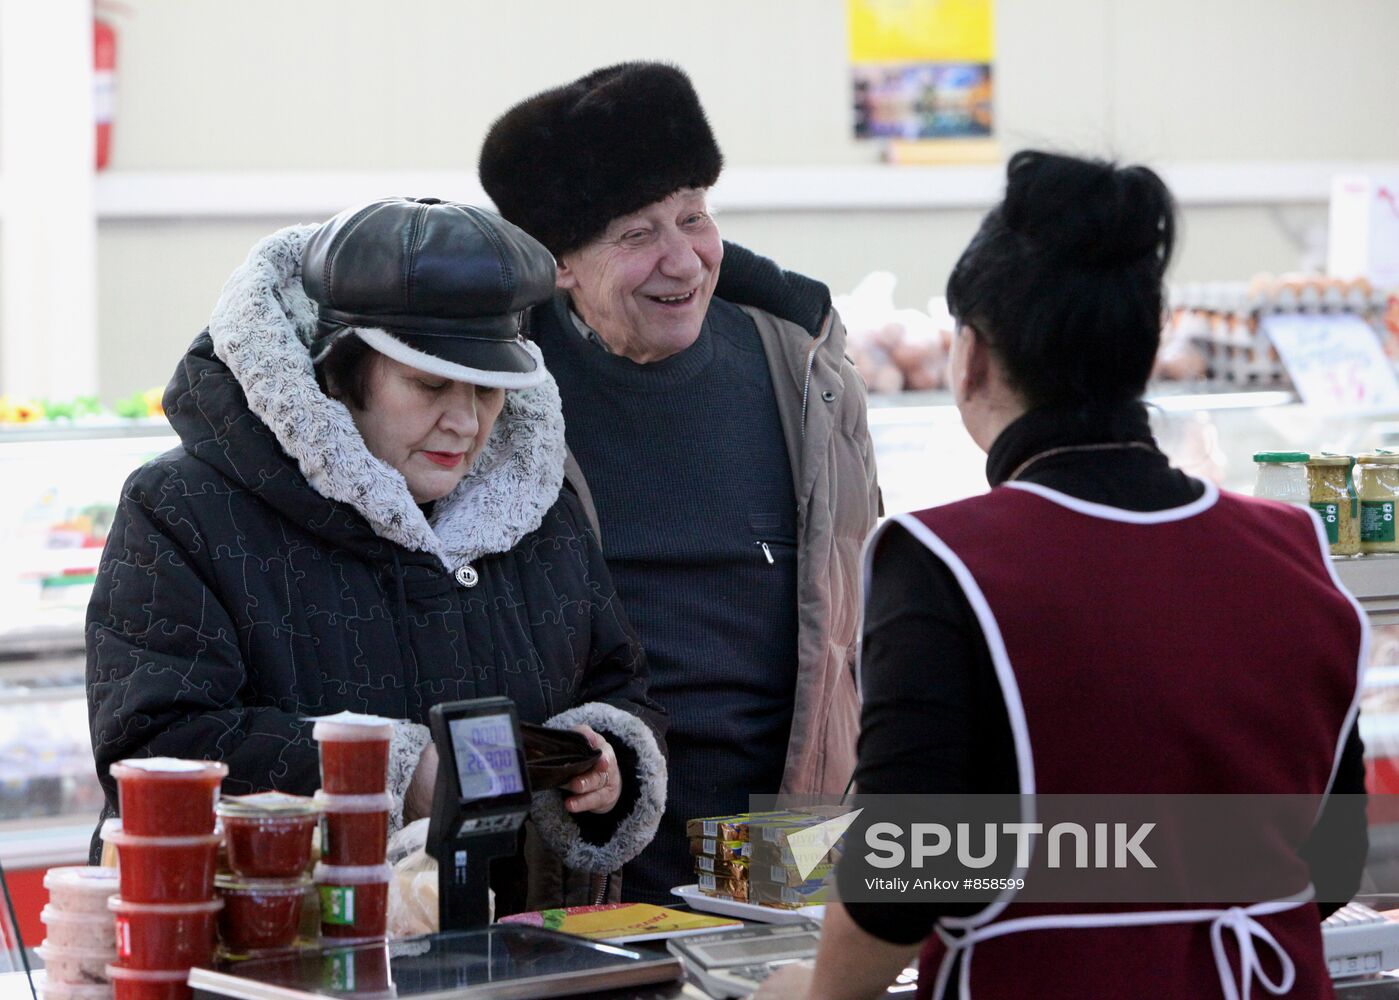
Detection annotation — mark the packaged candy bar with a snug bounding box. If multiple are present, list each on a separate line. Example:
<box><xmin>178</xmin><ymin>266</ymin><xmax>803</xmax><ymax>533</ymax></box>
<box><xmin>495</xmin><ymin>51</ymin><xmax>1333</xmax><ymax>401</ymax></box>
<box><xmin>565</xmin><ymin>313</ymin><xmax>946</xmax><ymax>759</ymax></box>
<box><xmin>697</xmin><ymin>874</ymin><xmax>749</xmax><ymax>902</ymax></box>
<box><xmin>751</xmin><ymin>879</ymin><xmax>832</xmax><ymax>909</ymax></box>
<box><xmin>689</xmin><ymin>838</ymin><xmax>751</xmax><ymax>861</ymax></box>
<box><xmin>694</xmin><ymin>855</ymin><xmax>749</xmax><ymax>879</ymax></box>
<box><xmin>751</xmin><ymin>861</ymin><xmax>833</xmax><ymax>888</ymax></box>
<box><xmin>684</xmin><ymin>814</ymin><xmax>752</xmax><ymax>842</ymax></box>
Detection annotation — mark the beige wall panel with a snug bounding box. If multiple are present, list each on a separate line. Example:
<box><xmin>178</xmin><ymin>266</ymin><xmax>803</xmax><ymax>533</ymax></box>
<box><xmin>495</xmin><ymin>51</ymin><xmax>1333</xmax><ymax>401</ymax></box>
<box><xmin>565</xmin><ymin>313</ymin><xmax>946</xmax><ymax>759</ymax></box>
<box><xmin>112</xmin><ymin>0</ymin><xmax>868</xmax><ymax>170</ymax></box>
<box><xmin>96</xmin><ymin>219</ymin><xmax>308</xmax><ymax>398</ymax></box>
<box><xmin>115</xmin><ymin>1</ymin><xmax>1399</xmax><ymax>172</ymax></box>
<box><xmin>1109</xmin><ymin>0</ymin><xmax>1399</xmax><ymax>161</ymax></box>
<box><xmin>994</xmin><ymin>0</ymin><xmax>1113</xmax><ymax>155</ymax></box>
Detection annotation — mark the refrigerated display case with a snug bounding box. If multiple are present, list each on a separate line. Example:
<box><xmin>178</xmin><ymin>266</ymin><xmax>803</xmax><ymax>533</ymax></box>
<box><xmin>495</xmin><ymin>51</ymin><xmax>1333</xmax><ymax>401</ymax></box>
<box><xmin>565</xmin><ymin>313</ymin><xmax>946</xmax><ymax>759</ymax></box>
<box><xmin>4</xmin><ymin>391</ymin><xmax>1399</xmax><ymax>918</ymax></box>
<box><xmin>0</xmin><ymin>420</ymin><xmax>178</xmax><ymax>912</ymax></box>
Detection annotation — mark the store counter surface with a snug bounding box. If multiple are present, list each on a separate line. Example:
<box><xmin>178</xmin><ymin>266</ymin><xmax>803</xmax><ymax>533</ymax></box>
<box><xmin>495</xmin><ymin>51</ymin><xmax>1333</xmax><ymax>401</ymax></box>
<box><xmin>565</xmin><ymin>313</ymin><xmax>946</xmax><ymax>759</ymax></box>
<box><xmin>11</xmin><ymin>967</ymin><xmax>1399</xmax><ymax>999</ymax></box>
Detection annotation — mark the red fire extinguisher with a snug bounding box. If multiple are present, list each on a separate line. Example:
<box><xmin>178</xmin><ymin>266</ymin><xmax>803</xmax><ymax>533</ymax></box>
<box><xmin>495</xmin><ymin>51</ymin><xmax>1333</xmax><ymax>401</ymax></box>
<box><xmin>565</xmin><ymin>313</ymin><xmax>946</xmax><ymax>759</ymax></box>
<box><xmin>93</xmin><ymin>14</ymin><xmax>115</xmax><ymax>170</ymax></box>
<box><xmin>93</xmin><ymin>2</ymin><xmax>131</xmax><ymax>170</ymax></box>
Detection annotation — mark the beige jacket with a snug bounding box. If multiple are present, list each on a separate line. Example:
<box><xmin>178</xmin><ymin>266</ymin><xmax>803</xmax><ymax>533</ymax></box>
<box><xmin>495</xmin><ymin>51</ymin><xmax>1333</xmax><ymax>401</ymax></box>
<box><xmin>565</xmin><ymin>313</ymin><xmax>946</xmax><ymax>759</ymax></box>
<box><xmin>565</xmin><ymin>301</ymin><xmax>880</xmax><ymax>796</ymax></box>
<box><xmin>746</xmin><ymin>304</ymin><xmax>880</xmax><ymax>793</ymax></box>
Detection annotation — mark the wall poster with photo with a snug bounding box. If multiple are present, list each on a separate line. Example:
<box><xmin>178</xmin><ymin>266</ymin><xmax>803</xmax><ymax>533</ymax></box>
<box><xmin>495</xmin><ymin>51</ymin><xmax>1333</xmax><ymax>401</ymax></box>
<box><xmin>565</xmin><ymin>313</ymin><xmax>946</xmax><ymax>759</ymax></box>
<box><xmin>849</xmin><ymin>0</ymin><xmax>996</xmax><ymax>157</ymax></box>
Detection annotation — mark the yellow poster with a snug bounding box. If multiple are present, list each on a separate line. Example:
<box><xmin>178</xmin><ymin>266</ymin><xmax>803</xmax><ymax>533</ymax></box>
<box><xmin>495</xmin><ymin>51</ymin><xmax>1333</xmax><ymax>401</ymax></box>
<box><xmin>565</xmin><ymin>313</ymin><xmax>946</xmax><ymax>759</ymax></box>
<box><xmin>849</xmin><ymin>0</ymin><xmax>995</xmax><ymax>148</ymax></box>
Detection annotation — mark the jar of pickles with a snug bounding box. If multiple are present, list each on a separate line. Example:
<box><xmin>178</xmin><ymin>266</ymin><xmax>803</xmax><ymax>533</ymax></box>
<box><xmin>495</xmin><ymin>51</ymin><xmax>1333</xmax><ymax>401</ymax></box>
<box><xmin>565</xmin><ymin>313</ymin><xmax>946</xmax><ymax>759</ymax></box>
<box><xmin>1253</xmin><ymin>452</ymin><xmax>1310</xmax><ymax>506</ymax></box>
<box><xmin>1356</xmin><ymin>452</ymin><xmax>1399</xmax><ymax>554</ymax></box>
<box><xmin>1307</xmin><ymin>454</ymin><xmax>1360</xmax><ymax>556</ymax></box>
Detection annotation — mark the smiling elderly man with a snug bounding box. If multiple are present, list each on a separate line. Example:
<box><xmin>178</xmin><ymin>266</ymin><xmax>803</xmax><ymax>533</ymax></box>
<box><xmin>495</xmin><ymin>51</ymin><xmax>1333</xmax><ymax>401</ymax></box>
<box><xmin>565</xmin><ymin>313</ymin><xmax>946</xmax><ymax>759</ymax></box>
<box><xmin>479</xmin><ymin>62</ymin><xmax>880</xmax><ymax>904</ymax></box>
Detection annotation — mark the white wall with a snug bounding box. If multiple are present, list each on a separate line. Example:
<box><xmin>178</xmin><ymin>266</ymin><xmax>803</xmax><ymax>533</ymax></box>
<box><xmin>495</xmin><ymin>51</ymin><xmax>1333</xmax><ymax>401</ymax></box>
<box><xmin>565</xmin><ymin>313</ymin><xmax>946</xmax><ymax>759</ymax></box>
<box><xmin>82</xmin><ymin>0</ymin><xmax>1399</xmax><ymax>399</ymax></box>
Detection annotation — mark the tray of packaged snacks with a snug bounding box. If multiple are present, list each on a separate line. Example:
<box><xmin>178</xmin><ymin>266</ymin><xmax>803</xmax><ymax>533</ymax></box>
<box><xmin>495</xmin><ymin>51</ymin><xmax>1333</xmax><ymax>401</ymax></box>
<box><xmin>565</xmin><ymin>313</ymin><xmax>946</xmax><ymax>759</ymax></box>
<box><xmin>672</xmin><ymin>810</ymin><xmax>847</xmax><ymax>925</ymax></box>
<box><xmin>670</xmin><ymin>884</ymin><xmax>824</xmax><ymax>925</ymax></box>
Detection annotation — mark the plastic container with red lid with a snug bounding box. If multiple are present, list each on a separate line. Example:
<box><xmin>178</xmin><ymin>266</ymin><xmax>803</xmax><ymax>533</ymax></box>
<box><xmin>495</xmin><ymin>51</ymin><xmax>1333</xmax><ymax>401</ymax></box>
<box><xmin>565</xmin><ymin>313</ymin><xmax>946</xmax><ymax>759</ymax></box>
<box><xmin>312</xmin><ymin>713</ymin><xmax>393</xmax><ymax>795</ymax></box>
<box><xmin>105</xmin><ymin>965</ymin><xmax>191</xmax><ymax>1000</ymax></box>
<box><xmin>214</xmin><ymin>874</ymin><xmax>311</xmax><ymax>954</ymax></box>
<box><xmin>109</xmin><ymin>759</ymin><xmax>227</xmax><ymax>837</ymax></box>
<box><xmin>100</xmin><ymin>821</ymin><xmax>220</xmax><ymax>904</ymax></box>
<box><xmin>314</xmin><ymin>791</ymin><xmax>391</xmax><ymax>867</ymax></box>
<box><xmin>216</xmin><ymin>793</ymin><xmax>319</xmax><ymax>879</ymax></box>
<box><xmin>108</xmin><ymin>897</ymin><xmax>221</xmax><ymax>971</ymax></box>
<box><xmin>41</xmin><ymin>906</ymin><xmax>116</xmax><ymax>952</ymax></box>
<box><xmin>313</xmin><ymin>863</ymin><xmax>392</xmax><ymax>941</ymax></box>
<box><xmin>45</xmin><ymin>867</ymin><xmax>121</xmax><ymax>915</ymax></box>
<box><xmin>36</xmin><ymin>944</ymin><xmax>116</xmax><ymax>985</ymax></box>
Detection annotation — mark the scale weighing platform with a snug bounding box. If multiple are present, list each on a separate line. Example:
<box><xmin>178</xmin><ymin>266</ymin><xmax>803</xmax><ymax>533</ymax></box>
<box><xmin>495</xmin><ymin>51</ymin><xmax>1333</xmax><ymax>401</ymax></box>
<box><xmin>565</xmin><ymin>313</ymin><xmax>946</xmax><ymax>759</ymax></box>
<box><xmin>188</xmin><ymin>925</ymin><xmax>686</xmax><ymax>1000</ymax></box>
<box><xmin>666</xmin><ymin>922</ymin><xmax>820</xmax><ymax>998</ymax></box>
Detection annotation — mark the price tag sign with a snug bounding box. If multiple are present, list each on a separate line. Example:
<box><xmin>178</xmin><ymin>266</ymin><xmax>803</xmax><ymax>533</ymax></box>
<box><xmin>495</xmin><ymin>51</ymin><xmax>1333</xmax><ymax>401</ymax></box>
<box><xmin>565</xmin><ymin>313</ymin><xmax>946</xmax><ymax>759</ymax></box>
<box><xmin>1263</xmin><ymin>313</ymin><xmax>1399</xmax><ymax>413</ymax></box>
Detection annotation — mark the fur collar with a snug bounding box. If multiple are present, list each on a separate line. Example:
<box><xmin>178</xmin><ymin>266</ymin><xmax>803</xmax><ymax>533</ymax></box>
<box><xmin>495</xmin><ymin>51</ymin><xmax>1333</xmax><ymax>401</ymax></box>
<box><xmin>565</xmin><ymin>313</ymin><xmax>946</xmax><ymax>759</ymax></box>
<box><xmin>208</xmin><ymin>224</ymin><xmax>566</xmax><ymax>571</ymax></box>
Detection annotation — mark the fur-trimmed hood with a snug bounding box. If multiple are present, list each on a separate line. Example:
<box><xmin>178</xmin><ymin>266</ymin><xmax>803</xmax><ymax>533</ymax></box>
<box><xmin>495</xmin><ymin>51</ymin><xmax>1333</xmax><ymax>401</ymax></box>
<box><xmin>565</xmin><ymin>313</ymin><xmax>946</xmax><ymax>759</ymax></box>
<box><xmin>177</xmin><ymin>223</ymin><xmax>566</xmax><ymax>571</ymax></box>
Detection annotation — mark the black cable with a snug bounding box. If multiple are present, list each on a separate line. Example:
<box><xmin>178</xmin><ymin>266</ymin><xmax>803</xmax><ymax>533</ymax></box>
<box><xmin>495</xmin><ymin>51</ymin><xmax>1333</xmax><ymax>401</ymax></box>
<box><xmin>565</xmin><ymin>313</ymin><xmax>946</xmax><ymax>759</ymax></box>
<box><xmin>0</xmin><ymin>858</ymin><xmax>38</xmax><ymax>1000</ymax></box>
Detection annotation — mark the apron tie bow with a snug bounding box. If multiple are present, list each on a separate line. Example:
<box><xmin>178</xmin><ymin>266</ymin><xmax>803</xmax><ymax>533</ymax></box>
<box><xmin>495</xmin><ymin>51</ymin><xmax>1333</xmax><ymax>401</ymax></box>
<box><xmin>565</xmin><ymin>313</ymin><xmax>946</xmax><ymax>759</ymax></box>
<box><xmin>1209</xmin><ymin>905</ymin><xmax>1296</xmax><ymax>1000</ymax></box>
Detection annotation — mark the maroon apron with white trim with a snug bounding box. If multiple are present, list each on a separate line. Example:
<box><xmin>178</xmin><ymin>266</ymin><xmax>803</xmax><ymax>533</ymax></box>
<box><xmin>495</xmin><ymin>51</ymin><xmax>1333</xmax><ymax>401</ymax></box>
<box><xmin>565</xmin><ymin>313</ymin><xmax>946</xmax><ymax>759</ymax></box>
<box><xmin>900</xmin><ymin>484</ymin><xmax>1364</xmax><ymax>999</ymax></box>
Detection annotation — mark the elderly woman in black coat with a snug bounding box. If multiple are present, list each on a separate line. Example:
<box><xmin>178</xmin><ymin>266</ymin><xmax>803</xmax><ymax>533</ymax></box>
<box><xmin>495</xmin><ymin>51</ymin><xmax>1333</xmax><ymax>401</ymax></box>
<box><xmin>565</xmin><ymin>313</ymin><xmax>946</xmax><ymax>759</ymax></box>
<box><xmin>86</xmin><ymin>198</ymin><xmax>666</xmax><ymax>912</ymax></box>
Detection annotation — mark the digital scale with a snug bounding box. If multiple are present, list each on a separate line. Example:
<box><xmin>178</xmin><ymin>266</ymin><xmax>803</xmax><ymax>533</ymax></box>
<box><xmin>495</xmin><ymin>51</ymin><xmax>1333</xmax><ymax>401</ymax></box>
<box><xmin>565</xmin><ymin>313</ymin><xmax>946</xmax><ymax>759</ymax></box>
<box><xmin>1324</xmin><ymin>902</ymin><xmax>1399</xmax><ymax>980</ymax></box>
<box><xmin>666</xmin><ymin>921</ymin><xmax>821</xmax><ymax>998</ymax></box>
<box><xmin>425</xmin><ymin>698</ymin><xmax>534</xmax><ymax>931</ymax></box>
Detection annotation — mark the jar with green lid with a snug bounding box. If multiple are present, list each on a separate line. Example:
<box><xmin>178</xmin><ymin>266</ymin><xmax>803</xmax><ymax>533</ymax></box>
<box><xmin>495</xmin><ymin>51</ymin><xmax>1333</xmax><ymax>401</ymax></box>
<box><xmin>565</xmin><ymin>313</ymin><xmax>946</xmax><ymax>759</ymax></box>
<box><xmin>1253</xmin><ymin>452</ymin><xmax>1310</xmax><ymax>506</ymax></box>
<box><xmin>1307</xmin><ymin>454</ymin><xmax>1360</xmax><ymax>556</ymax></box>
<box><xmin>1356</xmin><ymin>452</ymin><xmax>1399</xmax><ymax>553</ymax></box>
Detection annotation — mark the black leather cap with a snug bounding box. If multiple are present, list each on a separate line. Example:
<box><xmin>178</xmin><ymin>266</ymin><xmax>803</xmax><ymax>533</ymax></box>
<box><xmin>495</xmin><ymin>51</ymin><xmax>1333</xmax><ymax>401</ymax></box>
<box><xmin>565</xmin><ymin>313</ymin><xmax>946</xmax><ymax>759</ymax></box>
<box><xmin>302</xmin><ymin>198</ymin><xmax>557</xmax><ymax>383</ymax></box>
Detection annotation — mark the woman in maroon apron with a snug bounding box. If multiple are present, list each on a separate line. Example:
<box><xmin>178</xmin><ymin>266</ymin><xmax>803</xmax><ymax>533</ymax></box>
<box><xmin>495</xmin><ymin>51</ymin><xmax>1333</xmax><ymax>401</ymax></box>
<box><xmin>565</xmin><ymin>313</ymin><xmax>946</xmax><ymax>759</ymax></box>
<box><xmin>757</xmin><ymin>151</ymin><xmax>1368</xmax><ymax>999</ymax></box>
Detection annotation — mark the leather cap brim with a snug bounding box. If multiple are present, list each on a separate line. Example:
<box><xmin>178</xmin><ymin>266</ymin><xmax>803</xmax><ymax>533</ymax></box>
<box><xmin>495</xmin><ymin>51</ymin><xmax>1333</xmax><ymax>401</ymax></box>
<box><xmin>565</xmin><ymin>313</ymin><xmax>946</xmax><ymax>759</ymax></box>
<box><xmin>354</xmin><ymin>327</ymin><xmax>547</xmax><ymax>390</ymax></box>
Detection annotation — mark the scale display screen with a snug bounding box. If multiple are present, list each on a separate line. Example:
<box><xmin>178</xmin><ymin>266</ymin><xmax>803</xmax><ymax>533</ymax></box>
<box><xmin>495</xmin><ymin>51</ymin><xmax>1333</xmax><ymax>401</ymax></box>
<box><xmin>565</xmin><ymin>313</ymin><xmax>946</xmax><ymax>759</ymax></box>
<box><xmin>448</xmin><ymin>712</ymin><xmax>524</xmax><ymax>802</ymax></box>
<box><xmin>693</xmin><ymin>932</ymin><xmax>821</xmax><ymax>966</ymax></box>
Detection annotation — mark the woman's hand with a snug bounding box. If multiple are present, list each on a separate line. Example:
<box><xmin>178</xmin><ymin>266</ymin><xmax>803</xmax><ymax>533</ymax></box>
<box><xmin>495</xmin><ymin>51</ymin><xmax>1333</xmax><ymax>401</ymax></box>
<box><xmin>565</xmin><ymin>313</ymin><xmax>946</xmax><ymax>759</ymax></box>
<box><xmin>564</xmin><ymin>724</ymin><xmax>620</xmax><ymax>814</ymax></box>
<box><xmin>753</xmin><ymin>960</ymin><xmax>815</xmax><ymax>1000</ymax></box>
<box><xmin>403</xmin><ymin>742</ymin><xmax>439</xmax><ymax>824</ymax></box>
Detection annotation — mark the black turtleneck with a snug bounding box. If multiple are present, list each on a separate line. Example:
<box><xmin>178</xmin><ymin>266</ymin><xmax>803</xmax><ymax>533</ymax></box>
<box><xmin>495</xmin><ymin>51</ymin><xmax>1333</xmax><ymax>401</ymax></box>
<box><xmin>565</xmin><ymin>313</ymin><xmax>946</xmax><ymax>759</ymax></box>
<box><xmin>845</xmin><ymin>401</ymin><xmax>1367</xmax><ymax>946</ymax></box>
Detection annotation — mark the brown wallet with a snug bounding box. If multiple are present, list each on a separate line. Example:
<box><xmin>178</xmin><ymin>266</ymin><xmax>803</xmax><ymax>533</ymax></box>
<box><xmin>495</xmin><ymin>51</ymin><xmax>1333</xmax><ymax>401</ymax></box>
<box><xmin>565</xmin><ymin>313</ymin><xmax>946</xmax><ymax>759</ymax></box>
<box><xmin>521</xmin><ymin>722</ymin><xmax>602</xmax><ymax>790</ymax></box>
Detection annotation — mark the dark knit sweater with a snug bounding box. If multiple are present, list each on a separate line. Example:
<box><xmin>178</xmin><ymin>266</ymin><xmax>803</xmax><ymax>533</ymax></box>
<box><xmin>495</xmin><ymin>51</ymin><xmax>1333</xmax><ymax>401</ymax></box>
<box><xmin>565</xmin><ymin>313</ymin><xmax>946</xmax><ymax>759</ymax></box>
<box><xmin>532</xmin><ymin>293</ymin><xmax>800</xmax><ymax>903</ymax></box>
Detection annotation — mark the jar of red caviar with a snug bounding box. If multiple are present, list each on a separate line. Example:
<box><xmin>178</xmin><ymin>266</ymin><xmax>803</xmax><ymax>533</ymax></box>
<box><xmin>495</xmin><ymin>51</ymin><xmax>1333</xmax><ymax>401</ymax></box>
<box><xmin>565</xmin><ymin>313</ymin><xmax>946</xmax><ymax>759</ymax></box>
<box><xmin>314</xmin><ymin>791</ymin><xmax>391</xmax><ymax>867</ymax></box>
<box><xmin>313</xmin><ymin>863</ymin><xmax>392</xmax><ymax>941</ymax></box>
<box><xmin>101</xmin><ymin>820</ymin><xmax>221</xmax><ymax>904</ymax></box>
<box><xmin>109</xmin><ymin>759</ymin><xmax>227</xmax><ymax>837</ymax></box>
<box><xmin>108</xmin><ymin>897</ymin><xmax>222</xmax><ymax>971</ymax></box>
<box><xmin>217</xmin><ymin>793</ymin><xmax>320</xmax><ymax>879</ymax></box>
<box><xmin>214</xmin><ymin>874</ymin><xmax>312</xmax><ymax>954</ymax></box>
<box><xmin>105</xmin><ymin>965</ymin><xmax>192</xmax><ymax>1000</ymax></box>
<box><xmin>312</xmin><ymin>714</ymin><xmax>393</xmax><ymax>795</ymax></box>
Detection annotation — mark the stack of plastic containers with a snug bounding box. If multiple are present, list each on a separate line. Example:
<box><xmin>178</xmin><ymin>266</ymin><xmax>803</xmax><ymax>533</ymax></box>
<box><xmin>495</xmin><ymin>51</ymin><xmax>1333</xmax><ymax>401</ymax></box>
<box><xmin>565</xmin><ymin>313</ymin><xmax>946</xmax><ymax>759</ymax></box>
<box><xmin>311</xmin><ymin>713</ymin><xmax>394</xmax><ymax>943</ymax></box>
<box><xmin>214</xmin><ymin>792</ymin><xmax>319</xmax><ymax>955</ymax></box>
<box><xmin>103</xmin><ymin>758</ymin><xmax>227</xmax><ymax>1000</ymax></box>
<box><xmin>37</xmin><ymin>866</ymin><xmax>121</xmax><ymax>1000</ymax></box>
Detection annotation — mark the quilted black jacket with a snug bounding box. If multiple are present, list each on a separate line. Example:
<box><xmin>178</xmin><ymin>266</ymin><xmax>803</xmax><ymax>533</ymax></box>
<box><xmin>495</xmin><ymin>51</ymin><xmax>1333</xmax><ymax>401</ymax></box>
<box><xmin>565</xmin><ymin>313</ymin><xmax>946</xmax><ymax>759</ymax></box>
<box><xmin>88</xmin><ymin>329</ymin><xmax>662</xmax><ymax>784</ymax></box>
<box><xmin>85</xmin><ymin>225</ymin><xmax>667</xmax><ymax>900</ymax></box>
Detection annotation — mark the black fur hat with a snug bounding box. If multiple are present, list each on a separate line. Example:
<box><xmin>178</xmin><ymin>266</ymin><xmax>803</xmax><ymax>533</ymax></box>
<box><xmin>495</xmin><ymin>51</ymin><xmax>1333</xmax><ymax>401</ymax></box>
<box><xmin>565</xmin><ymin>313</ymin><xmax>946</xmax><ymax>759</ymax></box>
<box><xmin>478</xmin><ymin>62</ymin><xmax>723</xmax><ymax>257</ymax></box>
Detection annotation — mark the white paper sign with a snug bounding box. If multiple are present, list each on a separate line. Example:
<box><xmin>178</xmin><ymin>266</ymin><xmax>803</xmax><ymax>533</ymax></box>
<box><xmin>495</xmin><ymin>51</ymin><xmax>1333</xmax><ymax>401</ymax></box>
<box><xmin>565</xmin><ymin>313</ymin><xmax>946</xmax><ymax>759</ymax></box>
<box><xmin>1329</xmin><ymin>175</ymin><xmax>1399</xmax><ymax>286</ymax></box>
<box><xmin>1263</xmin><ymin>313</ymin><xmax>1399</xmax><ymax>413</ymax></box>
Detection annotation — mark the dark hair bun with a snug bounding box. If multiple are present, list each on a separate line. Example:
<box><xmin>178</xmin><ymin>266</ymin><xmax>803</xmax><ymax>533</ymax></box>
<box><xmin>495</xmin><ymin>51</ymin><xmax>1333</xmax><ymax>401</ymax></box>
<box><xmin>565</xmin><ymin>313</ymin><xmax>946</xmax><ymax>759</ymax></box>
<box><xmin>1002</xmin><ymin>151</ymin><xmax>1173</xmax><ymax>272</ymax></box>
<box><xmin>945</xmin><ymin>149</ymin><xmax>1178</xmax><ymax>409</ymax></box>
